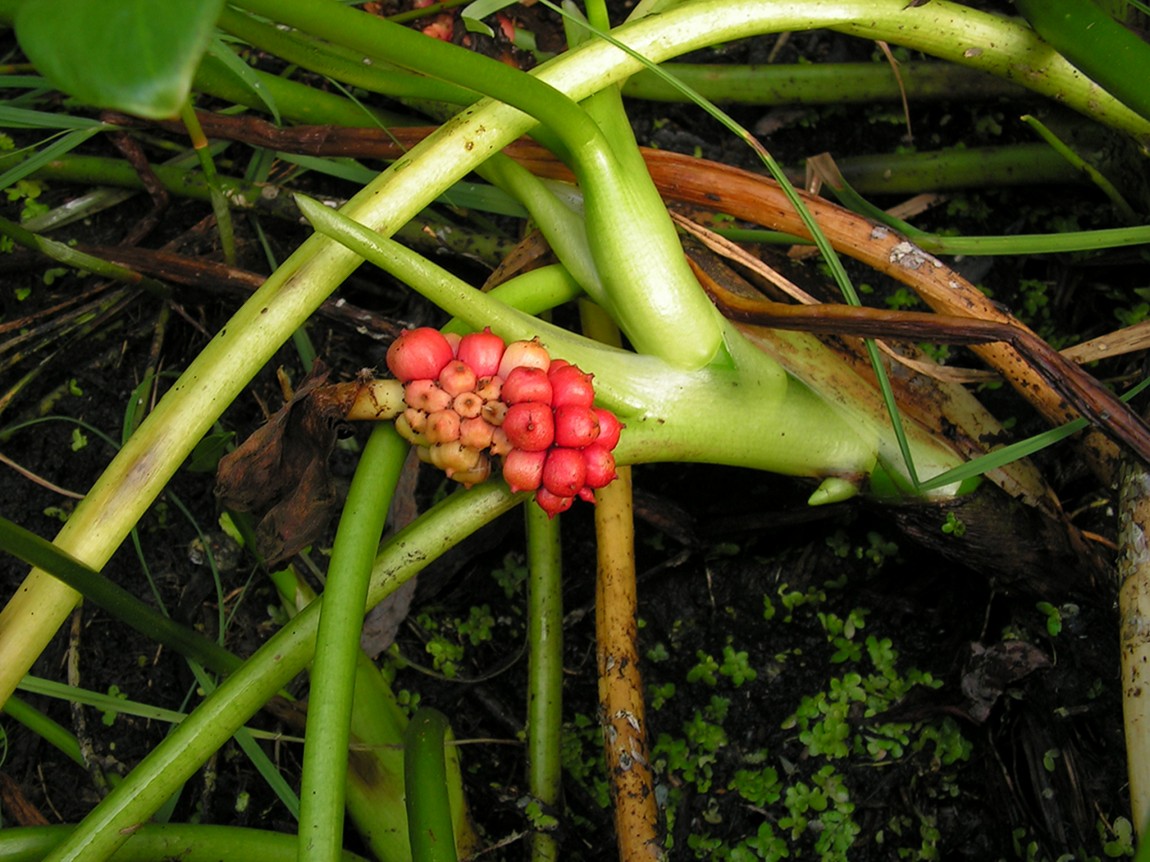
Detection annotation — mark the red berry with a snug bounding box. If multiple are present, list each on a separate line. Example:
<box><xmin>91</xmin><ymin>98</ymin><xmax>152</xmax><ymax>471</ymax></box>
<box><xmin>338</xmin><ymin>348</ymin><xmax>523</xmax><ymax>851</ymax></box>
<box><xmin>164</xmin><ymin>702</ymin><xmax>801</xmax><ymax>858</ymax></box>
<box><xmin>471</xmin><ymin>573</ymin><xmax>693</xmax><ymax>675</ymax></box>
<box><xmin>542</xmin><ymin>447</ymin><xmax>586</xmax><ymax>497</ymax></box>
<box><xmin>502</xmin><ymin>402</ymin><xmax>555</xmax><ymax>451</ymax></box>
<box><xmin>387</xmin><ymin>327</ymin><xmax>454</xmax><ymax>382</ymax></box>
<box><xmin>502</xmin><ymin>366</ymin><xmax>553</xmax><ymax>405</ymax></box>
<box><xmin>581</xmin><ymin>444</ymin><xmax>617</xmax><ymax>489</ymax></box>
<box><xmin>502</xmin><ymin>448</ymin><xmax>547</xmax><ymax>493</ymax></box>
<box><xmin>549</xmin><ymin>363</ymin><xmax>595</xmax><ymax>408</ymax></box>
<box><xmin>438</xmin><ymin>360</ymin><xmax>478</xmax><ymax>398</ymax></box>
<box><xmin>594</xmin><ymin>408</ymin><xmax>623</xmax><ymax>450</ymax></box>
<box><xmin>498</xmin><ymin>338</ymin><xmax>550</xmax><ymax>379</ymax></box>
<box><xmin>535</xmin><ymin>487</ymin><xmax>574</xmax><ymax>518</ymax></box>
<box><xmin>554</xmin><ymin>404</ymin><xmax>600</xmax><ymax>449</ymax></box>
<box><xmin>456</xmin><ymin>328</ymin><xmax>505</xmax><ymax>379</ymax></box>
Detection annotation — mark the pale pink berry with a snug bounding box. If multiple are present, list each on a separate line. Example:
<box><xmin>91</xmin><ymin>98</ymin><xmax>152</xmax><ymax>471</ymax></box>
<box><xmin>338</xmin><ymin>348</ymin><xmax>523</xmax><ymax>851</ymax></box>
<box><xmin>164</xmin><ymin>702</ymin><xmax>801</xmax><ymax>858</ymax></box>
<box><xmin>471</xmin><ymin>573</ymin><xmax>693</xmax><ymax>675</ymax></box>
<box><xmin>542</xmin><ymin>447</ymin><xmax>586</xmax><ymax>498</ymax></box>
<box><xmin>444</xmin><ymin>331</ymin><xmax>462</xmax><ymax>356</ymax></box>
<box><xmin>498</xmin><ymin>338</ymin><xmax>550</xmax><ymax>379</ymax></box>
<box><xmin>403</xmin><ymin>407</ymin><xmax>428</xmax><ymax>433</ymax></box>
<box><xmin>502</xmin><ymin>448</ymin><xmax>547</xmax><ymax>493</ymax></box>
<box><xmin>456</xmin><ymin>328</ymin><xmax>505</xmax><ymax>379</ymax></box>
<box><xmin>395</xmin><ymin>412</ymin><xmax>429</xmax><ymax>447</ymax></box>
<box><xmin>448</xmin><ymin>454</ymin><xmax>491</xmax><ymax>488</ymax></box>
<box><xmin>458</xmin><ymin>416</ymin><xmax>495</xmax><ymax>450</ymax></box>
<box><xmin>425</xmin><ymin>409</ymin><xmax>461</xmax><ymax>444</ymax></box>
<box><xmin>502</xmin><ymin>402</ymin><xmax>555</xmax><ymax>452</ymax></box>
<box><xmin>404</xmin><ymin>378</ymin><xmax>452</xmax><ymax>413</ymax></box>
<box><xmin>453</xmin><ymin>391</ymin><xmax>483</xmax><ymax>419</ymax></box>
<box><xmin>438</xmin><ymin>360</ymin><xmax>478</xmax><ymax>398</ymax></box>
<box><xmin>535</xmin><ymin>487</ymin><xmax>574</xmax><ymax>518</ymax></box>
<box><xmin>490</xmin><ymin>427</ymin><xmax>513</xmax><ymax>456</ymax></box>
<box><xmin>554</xmin><ymin>404</ymin><xmax>600</xmax><ymax>449</ymax></box>
<box><xmin>502</xmin><ymin>366</ymin><xmax>552</xmax><ymax>405</ymax></box>
<box><xmin>387</xmin><ymin>327</ymin><xmax>454</xmax><ymax>382</ymax></box>
<box><xmin>581</xmin><ymin>444</ymin><xmax>617</xmax><ymax>489</ymax></box>
<box><xmin>549</xmin><ymin>363</ymin><xmax>595</xmax><ymax>408</ymax></box>
<box><xmin>428</xmin><ymin>441</ymin><xmax>482</xmax><ymax>477</ymax></box>
<box><xmin>481</xmin><ymin>400</ymin><xmax>508</xmax><ymax>426</ymax></box>
<box><xmin>475</xmin><ymin>375</ymin><xmax>503</xmax><ymax>403</ymax></box>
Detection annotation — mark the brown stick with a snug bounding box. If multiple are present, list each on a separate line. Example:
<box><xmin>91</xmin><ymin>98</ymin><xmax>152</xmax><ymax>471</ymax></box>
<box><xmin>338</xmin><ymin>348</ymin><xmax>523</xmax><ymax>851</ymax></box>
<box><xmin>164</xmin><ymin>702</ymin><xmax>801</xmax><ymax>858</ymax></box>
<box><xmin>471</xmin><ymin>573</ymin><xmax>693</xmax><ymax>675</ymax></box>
<box><xmin>595</xmin><ymin>466</ymin><xmax>664</xmax><ymax>862</ymax></box>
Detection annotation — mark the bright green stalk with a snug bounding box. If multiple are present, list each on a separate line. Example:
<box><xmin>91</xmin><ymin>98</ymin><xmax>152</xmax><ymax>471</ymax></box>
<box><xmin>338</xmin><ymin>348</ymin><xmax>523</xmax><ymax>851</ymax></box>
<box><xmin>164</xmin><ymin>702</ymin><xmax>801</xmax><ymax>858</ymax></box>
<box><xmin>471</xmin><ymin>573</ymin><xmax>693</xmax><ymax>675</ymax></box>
<box><xmin>39</xmin><ymin>483</ymin><xmax>521</xmax><ymax>862</ymax></box>
<box><xmin>298</xmin><ymin>424</ymin><xmax>409</xmax><ymax>862</ymax></box>
<box><xmin>403</xmin><ymin>708</ymin><xmax>458</xmax><ymax>862</ymax></box>
<box><xmin>4</xmin><ymin>0</ymin><xmax>1146</xmax><ymax>719</ymax></box>
<box><xmin>0</xmin><ymin>825</ymin><xmax>369</xmax><ymax>862</ymax></box>
<box><xmin>525</xmin><ymin>504</ymin><xmax>563</xmax><ymax>862</ymax></box>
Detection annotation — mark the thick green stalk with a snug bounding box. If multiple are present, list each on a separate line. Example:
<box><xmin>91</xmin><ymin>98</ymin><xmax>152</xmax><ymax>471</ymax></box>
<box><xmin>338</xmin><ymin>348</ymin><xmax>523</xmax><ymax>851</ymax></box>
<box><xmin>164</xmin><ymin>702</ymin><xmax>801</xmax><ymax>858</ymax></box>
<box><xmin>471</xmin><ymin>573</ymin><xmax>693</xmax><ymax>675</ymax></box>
<box><xmin>39</xmin><ymin>483</ymin><xmax>520</xmax><ymax>862</ymax></box>
<box><xmin>1015</xmin><ymin>0</ymin><xmax>1150</xmax><ymax>123</ymax></box>
<box><xmin>525</xmin><ymin>504</ymin><xmax>563</xmax><ymax>862</ymax></box>
<box><xmin>403</xmin><ymin>709</ymin><xmax>458</xmax><ymax>862</ymax></box>
<box><xmin>298</xmin><ymin>425</ymin><xmax>408</xmax><ymax>862</ymax></box>
<box><xmin>4</xmin><ymin>0</ymin><xmax>1146</xmax><ymax>716</ymax></box>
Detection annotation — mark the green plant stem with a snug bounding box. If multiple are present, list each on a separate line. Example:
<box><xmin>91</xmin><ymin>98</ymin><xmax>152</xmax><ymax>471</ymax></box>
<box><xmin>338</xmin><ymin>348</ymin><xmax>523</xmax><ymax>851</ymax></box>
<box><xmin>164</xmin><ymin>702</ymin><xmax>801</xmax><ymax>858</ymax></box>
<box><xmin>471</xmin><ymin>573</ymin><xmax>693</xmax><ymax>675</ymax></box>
<box><xmin>180</xmin><ymin>100</ymin><xmax>236</xmax><ymax>264</ymax></box>
<box><xmin>0</xmin><ymin>824</ymin><xmax>369</xmax><ymax>862</ymax></box>
<box><xmin>1</xmin><ymin>694</ymin><xmax>86</xmax><ymax>768</ymax></box>
<box><xmin>298</xmin><ymin>424</ymin><xmax>409</xmax><ymax>862</ymax></box>
<box><xmin>0</xmin><ymin>216</ymin><xmax>169</xmax><ymax>295</ymax></box>
<box><xmin>1015</xmin><ymin>0</ymin><xmax>1150</xmax><ymax>123</ymax></box>
<box><xmin>39</xmin><ymin>483</ymin><xmax>520</xmax><ymax>862</ymax></box>
<box><xmin>623</xmin><ymin>60</ymin><xmax>1026</xmax><ymax>104</ymax></box>
<box><xmin>217</xmin><ymin>6</ymin><xmax>475</xmax><ymax>108</ymax></box>
<box><xmin>524</xmin><ymin>503</ymin><xmax>563</xmax><ymax>862</ymax></box>
<box><xmin>1019</xmin><ymin>113</ymin><xmax>1138</xmax><ymax>221</ymax></box>
<box><xmin>403</xmin><ymin>708</ymin><xmax>458</xmax><ymax>862</ymax></box>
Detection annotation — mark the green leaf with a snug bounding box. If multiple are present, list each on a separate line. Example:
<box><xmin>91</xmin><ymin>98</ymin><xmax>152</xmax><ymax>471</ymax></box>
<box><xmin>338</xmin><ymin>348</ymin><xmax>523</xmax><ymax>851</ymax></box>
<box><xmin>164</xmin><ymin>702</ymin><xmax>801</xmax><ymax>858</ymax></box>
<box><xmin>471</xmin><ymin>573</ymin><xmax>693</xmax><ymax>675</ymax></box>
<box><xmin>15</xmin><ymin>0</ymin><xmax>225</xmax><ymax>118</ymax></box>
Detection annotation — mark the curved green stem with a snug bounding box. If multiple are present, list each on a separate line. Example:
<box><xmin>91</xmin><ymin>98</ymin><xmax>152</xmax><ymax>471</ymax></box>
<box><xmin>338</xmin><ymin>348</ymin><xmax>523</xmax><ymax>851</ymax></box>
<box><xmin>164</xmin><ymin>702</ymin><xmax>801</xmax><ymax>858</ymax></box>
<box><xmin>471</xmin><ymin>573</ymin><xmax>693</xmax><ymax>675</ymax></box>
<box><xmin>298</xmin><ymin>425</ymin><xmax>409</xmax><ymax>862</ymax></box>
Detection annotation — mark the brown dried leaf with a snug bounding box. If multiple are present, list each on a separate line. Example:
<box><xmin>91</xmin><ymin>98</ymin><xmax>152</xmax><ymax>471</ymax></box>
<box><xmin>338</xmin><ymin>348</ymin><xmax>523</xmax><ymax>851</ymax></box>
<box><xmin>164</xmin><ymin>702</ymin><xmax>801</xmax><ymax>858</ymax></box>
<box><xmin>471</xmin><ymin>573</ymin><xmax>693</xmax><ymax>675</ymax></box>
<box><xmin>216</xmin><ymin>363</ymin><xmax>342</xmax><ymax>565</ymax></box>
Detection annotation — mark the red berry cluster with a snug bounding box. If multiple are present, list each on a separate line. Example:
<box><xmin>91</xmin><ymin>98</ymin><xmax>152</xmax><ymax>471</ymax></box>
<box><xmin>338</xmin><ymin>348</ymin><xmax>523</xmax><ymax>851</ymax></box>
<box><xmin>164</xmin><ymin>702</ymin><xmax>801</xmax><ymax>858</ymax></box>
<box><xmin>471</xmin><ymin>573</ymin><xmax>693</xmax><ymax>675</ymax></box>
<box><xmin>386</xmin><ymin>327</ymin><xmax>623</xmax><ymax>517</ymax></box>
